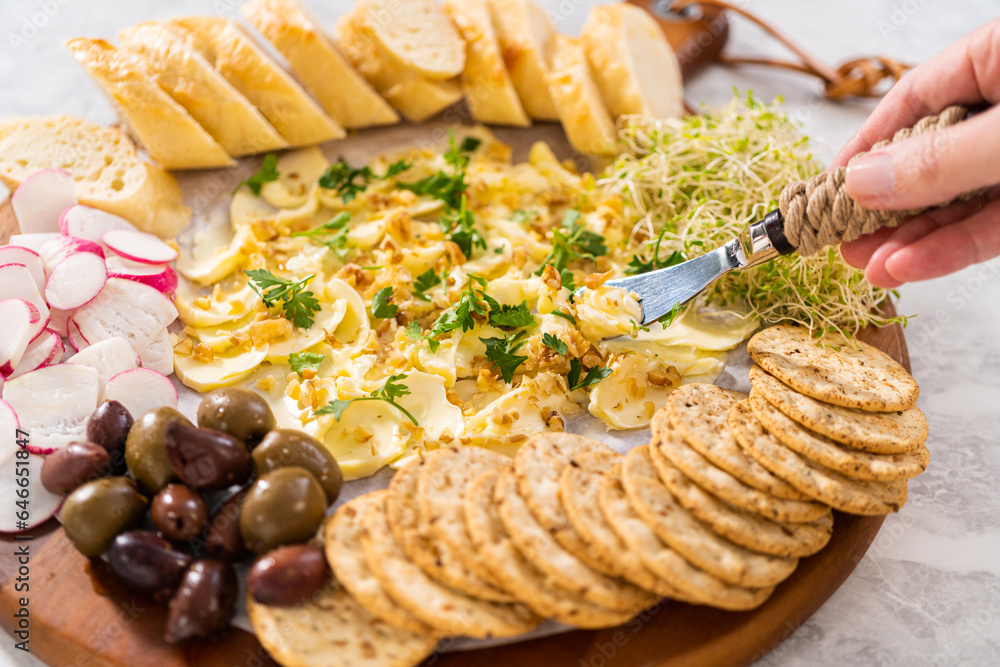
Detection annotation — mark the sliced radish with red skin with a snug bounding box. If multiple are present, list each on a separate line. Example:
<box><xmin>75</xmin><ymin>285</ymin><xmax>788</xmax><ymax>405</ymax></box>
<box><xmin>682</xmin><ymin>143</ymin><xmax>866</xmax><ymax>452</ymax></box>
<box><xmin>11</xmin><ymin>169</ymin><xmax>76</xmax><ymax>235</ymax></box>
<box><xmin>2</xmin><ymin>364</ymin><xmax>100</xmax><ymax>455</ymax></box>
<box><xmin>0</xmin><ymin>451</ymin><xmax>64</xmax><ymax>533</ymax></box>
<box><xmin>67</xmin><ymin>319</ymin><xmax>89</xmax><ymax>353</ymax></box>
<box><xmin>67</xmin><ymin>336</ymin><xmax>139</xmax><ymax>395</ymax></box>
<box><xmin>106</xmin><ymin>256</ymin><xmax>177</xmax><ymax>293</ymax></box>
<box><xmin>0</xmin><ymin>246</ymin><xmax>45</xmax><ymax>292</ymax></box>
<box><xmin>104</xmin><ymin>368</ymin><xmax>178</xmax><ymax>419</ymax></box>
<box><xmin>39</xmin><ymin>236</ymin><xmax>104</xmax><ymax>272</ymax></box>
<box><xmin>49</xmin><ymin>307</ymin><xmax>75</xmax><ymax>338</ymax></box>
<box><xmin>59</xmin><ymin>205</ymin><xmax>137</xmax><ymax>243</ymax></box>
<box><xmin>8</xmin><ymin>233</ymin><xmax>62</xmax><ymax>253</ymax></box>
<box><xmin>7</xmin><ymin>330</ymin><xmax>63</xmax><ymax>379</ymax></box>
<box><xmin>0</xmin><ymin>299</ymin><xmax>40</xmax><ymax>378</ymax></box>
<box><xmin>137</xmin><ymin>328</ymin><xmax>174</xmax><ymax>375</ymax></box>
<box><xmin>73</xmin><ymin>278</ymin><xmax>178</xmax><ymax>353</ymax></box>
<box><xmin>45</xmin><ymin>253</ymin><xmax>108</xmax><ymax>310</ymax></box>
<box><xmin>0</xmin><ymin>263</ymin><xmax>50</xmax><ymax>339</ymax></box>
<box><xmin>102</xmin><ymin>229</ymin><xmax>178</xmax><ymax>265</ymax></box>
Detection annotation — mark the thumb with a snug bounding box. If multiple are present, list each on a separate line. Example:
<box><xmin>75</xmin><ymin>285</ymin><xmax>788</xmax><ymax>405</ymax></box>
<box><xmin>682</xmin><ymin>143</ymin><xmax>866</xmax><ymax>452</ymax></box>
<box><xmin>844</xmin><ymin>105</ymin><xmax>1000</xmax><ymax>210</ymax></box>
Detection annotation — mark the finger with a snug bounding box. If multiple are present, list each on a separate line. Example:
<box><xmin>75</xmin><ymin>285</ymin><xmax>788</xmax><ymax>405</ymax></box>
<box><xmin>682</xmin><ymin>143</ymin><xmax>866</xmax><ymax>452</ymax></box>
<box><xmin>864</xmin><ymin>217</ymin><xmax>941</xmax><ymax>288</ymax></box>
<box><xmin>844</xmin><ymin>104</ymin><xmax>1000</xmax><ymax>210</ymax></box>
<box><xmin>840</xmin><ymin>227</ymin><xmax>895</xmax><ymax>270</ymax></box>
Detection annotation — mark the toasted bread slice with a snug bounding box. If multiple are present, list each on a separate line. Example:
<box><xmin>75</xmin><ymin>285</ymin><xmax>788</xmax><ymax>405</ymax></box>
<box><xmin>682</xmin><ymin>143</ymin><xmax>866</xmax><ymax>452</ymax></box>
<box><xmin>335</xmin><ymin>12</ymin><xmax>463</xmax><ymax>123</ymax></box>
<box><xmin>486</xmin><ymin>0</ymin><xmax>559</xmax><ymax>121</ymax></box>
<box><xmin>355</xmin><ymin>0</ymin><xmax>466</xmax><ymax>80</ymax></box>
<box><xmin>65</xmin><ymin>38</ymin><xmax>233</xmax><ymax>170</ymax></box>
<box><xmin>582</xmin><ymin>5</ymin><xmax>684</xmax><ymax>119</ymax></box>
<box><xmin>546</xmin><ymin>35</ymin><xmax>617</xmax><ymax>156</ymax></box>
<box><xmin>0</xmin><ymin>116</ymin><xmax>190</xmax><ymax>237</ymax></box>
<box><xmin>118</xmin><ymin>22</ymin><xmax>287</xmax><ymax>157</ymax></box>
<box><xmin>443</xmin><ymin>0</ymin><xmax>530</xmax><ymax>127</ymax></box>
<box><xmin>167</xmin><ymin>17</ymin><xmax>344</xmax><ymax>147</ymax></box>
<box><xmin>240</xmin><ymin>0</ymin><xmax>399</xmax><ymax>129</ymax></box>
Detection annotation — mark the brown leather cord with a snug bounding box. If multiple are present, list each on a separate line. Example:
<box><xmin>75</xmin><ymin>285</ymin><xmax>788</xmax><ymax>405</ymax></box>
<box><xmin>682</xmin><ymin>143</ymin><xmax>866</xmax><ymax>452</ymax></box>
<box><xmin>673</xmin><ymin>0</ymin><xmax>910</xmax><ymax>99</ymax></box>
<box><xmin>779</xmin><ymin>106</ymin><xmax>971</xmax><ymax>256</ymax></box>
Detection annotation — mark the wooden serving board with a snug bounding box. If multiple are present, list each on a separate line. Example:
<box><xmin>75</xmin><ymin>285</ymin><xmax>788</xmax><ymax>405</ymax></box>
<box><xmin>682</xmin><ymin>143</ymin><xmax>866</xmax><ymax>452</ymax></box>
<box><xmin>0</xmin><ymin>128</ymin><xmax>908</xmax><ymax>667</ymax></box>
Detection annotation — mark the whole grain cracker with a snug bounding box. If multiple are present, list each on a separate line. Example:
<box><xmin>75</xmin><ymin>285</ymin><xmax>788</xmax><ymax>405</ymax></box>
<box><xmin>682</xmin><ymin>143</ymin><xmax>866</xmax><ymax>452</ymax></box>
<box><xmin>729</xmin><ymin>401</ymin><xmax>908</xmax><ymax>515</ymax></box>
<box><xmin>747</xmin><ymin>323</ymin><xmax>919</xmax><ymax>412</ymax></box>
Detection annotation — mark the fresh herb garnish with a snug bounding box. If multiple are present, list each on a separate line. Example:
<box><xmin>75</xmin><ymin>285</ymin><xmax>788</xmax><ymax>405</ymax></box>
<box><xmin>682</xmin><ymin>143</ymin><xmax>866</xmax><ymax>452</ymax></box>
<box><xmin>541</xmin><ymin>333</ymin><xmax>568</xmax><ymax>356</ymax></box>
<box><xmin>292</xmin><ymin>211</ymin><xmax>353</xmax><ymax>261</ymax></box>
<box><xmin>510</xmin><ymin>209</ymin><xmax>539</xmax><ymax>225</ymax></box>
<box><xmin>440</xmin><ymin>194</ymin><xmax>485</xmax><ymax>259</ymax></box>
<box><xmin>288</xmin><ymin>351</ymin><xmax>325</xmax><ymax>375</ymax></box>
<box><xmin>235</xmin><ymin>153</ymin><xmax>280</xmax><ymax>195</ymax></box>
<box><xmin>660</xmin><ymin>302</ymin><xmax>683</xmax><ymax>330</ymax></box>
<box><xmin>316</xmin><ymin>374</ymin><xmax>418</xmax><ymax>425</ymax></box>
<box><xmin>412</xmin><ymin>268</ymin><xmax>442</xmax><ymax>302</ymax></box>
<box><xmin>536</xmin><ymin>210</ymin><xmax>607</xmax><ymax>287</ymax></box>
<box><xmin>550</xmin><ymin>309</ymin><xmax>577</xmax><ymax>325</ymax></box>
<box><xmin>244</xmin><ymin>269</ymin><xmax>321</xmax><ymax>328</ymax></box>
<box><xmin>567</xmin><ymin>358</ymin><xmax>613</xmax><ymax>391</ymax></box>
<box><xmin>405</xmin><ymin>322</ymin><xmax>441</xmax><ymax>353</ymax></box>
<box><xmin>319</xmin><ymin>158</ymin><xmax>411</xmax><ymax>202</ymax></box>
<box><xmin>488</xmin><ymin>301</ymin><xmax>534</xmax><ymax>329</ymax></box>
<box><xmin>432</xmin><ymin>274</ymin><xmax>495</xmax><ymax>336</ymax></box>
<box><xmin>371</xmin><ymin>287</ymin><xmax>398</xmax><ymax>319</ymax></box>
<box><xmin>480</xmin><ymin>330</ymin><xmax>529</xmax><ymax>383</ymax></box>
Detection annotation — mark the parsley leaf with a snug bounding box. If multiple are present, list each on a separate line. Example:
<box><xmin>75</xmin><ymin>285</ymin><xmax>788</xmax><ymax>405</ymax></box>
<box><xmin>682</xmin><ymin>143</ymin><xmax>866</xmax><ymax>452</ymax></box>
<box><xmin>550</xmin><ymin>309</ymin><xmax>577</xmax><ymax>325</ymax></box>
<box><xmin>488</xmin><ymin>301</ymin><xmax>535</xmax><ymax>328</ymax></box>
<box><xmin>288</xmin><ymin>351</ymin><xmax>325</xmax><ymax>375</ymax></box>
<box><xmin>541</xmin><ymin>333</ymin><xmax>568</xmax><ymax>356</ymax></box>
<box><xmin>431</xmin><ymin>274</ymin><xmax>491</xmax><ymax>336</ymax></box>
<box><xmin>626</xmin><ymin>222</ymin><xmax>685</xmax><ymax>276</ymax></box>
<box><xmin>244</xmin><ymin>269</ymin><xmax>321</xmax><ymax>328</ymax></box>
<box><xmin>383</xmin><ymin>159</ymin><xmax>412</xmax><ymax>179</ymax></box>
<box><xmin>318</xmin><ymin>158</ymin><xmax>373</xmax><ymax>202</ymax></box>
<box><xmin>660</xmin><ymin>302</ymin><xmax>683</xmax><ymax>329</ymax></box>
<box><xmin>412</xmin><ymin>268</ymin><xmax>441</xmax><ymax>302</ymax></box>
<box><xmin>405</xmin><ymin>322</ymin><xmax>441</xmax><ymax>353</ymax></box>
<box><xmin>236</xmin><ymin>153</ymin><xmax>280</xmax><ymax>195</ymax></box>
<box><xmin>315</xmin><ymin>374</ymin><xmax>418</xmax><ymax>425</ymax></box>
<box><xmin>292</xmin><ymin>212</ymin><xmax>353</xmax><ymax>261</ymax></box>
<box><xmin>440</xmin><ymin>194</ymin><xmax>485</xmax><ymax>259</ymax></box>
<box><xmin>480</xmin><ymin>330</ymin><xmax>529</xmax><ymax>383</ymax></box>
<box><xmin>567</xmin><ymin>358</ymin><xmax>613</xmax><ymax>391</ymax></box>
<box><xmin>371</xmin><ymin>287</ymin><xmax>398</xmax><ymax>319</ymax></box>
<box><xmin>510</xmin><ymin>209</ymin><xmax>539</xmax><ymax>225</ymax></box>
<box><xmin>536</xmin><ymin>210</ymin><xmax>607</xmax><ymax>283</ymax></box>
<box><xmin>397</xmin><ymin>131</ymin><xmax>480</xmax><ymax>211</ymax></box>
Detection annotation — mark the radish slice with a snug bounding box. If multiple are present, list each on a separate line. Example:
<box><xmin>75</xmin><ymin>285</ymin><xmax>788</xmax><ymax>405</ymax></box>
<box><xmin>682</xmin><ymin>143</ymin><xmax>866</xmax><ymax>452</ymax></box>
<box><xmin>8</xmin><ymin>233</ymin><xmax>62</xmax><ymax>253</ymax></box>
<box><xmin>7</xmin><ymin>330</ymin><xmax>63</xmax><ymax>379</ymax></box>
<box><xmin>137</xmin><ymin>328</ymin><xmax>174</xmax><ymax>375</ymax></box>
<box><xmin>2</xmin><ymin>364</ymin><xmax>100</xmax><ymax>455</ymax></box>
<box><xmin>67</xmin><ymin>336</ymin><xmax>139</xmax><ymax>394</ymax></box>
<box><xmin>0</xmin><ymin>263</ymin><xmax>50</xmax><ymax>339</ymax></box>
<box><xmin>0</xmin><ymin>450</ymin><xmax>64</xmax><ymax>533</ymax></box>
<box><xmin>39</xmin><ymin>236</ymin><xmax>104</xmax><ymax>272</ymax></box>
<box><xmin>11</xmin><ymin>169</ymin><xmax>76</xmax><ymax>235</ymax></box>
<box><xmin>0</xmin><ymin>300</ymin><xmax>40</xmax><ymax>377</ymax></box>
<box><xmin>0</xmin><ymin>246</ymin><xmax>45</xmax><ymax>292</ymax></box>
<box><xmin>60</xmin><ymin>205</ymin><xmax>138</xmax><ymax>243</ymax></box>
<box><xmin>45</xmin><ymin>253</ymin><xmax>108</xmax><ymax>310</ymax></box>
<box><xmin>104</xmin><ymin>368</ymin><xmax>178</xmax><ymax>419</ymax></box>
<box><xmin>49</xmin><ymin>307</ymin><xmax>75</xmax><ymax>337</ymax></box>
<box><xmin>106</xmin><ymin>256</ymin><xmax>178</xmax><ymax>293</ymax></box>
<box><xmin>73</xmin><ymin>278</ymin><xmax>178</xmax><ymax>353</ymax></box>
<box><xmin>103</xmin><ymin>229</ymin><xmax>178</xmax><ymax>265</ymax></box>
<box><xmin>0</xmin><ymin>400</ymin><xmax>18</xmax><ymax>460</ymax></box>
<box><xmin>66</xmin><ymin>318</ymin><xmax>89</xmax><ymax>353</ymax></box>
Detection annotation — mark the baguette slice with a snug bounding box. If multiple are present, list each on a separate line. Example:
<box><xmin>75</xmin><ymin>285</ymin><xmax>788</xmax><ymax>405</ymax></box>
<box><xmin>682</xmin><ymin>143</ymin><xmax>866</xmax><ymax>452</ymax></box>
<box><xmin>241</xmin><ymin>0</ymin><xmax>399</xmax><ymax>129</ymax></box>
<box><xmin>336</xmin><ymin>13</ymin><xmax>463</xmax><ymax>123</ymax></box>
<box><xmin>546</xmin><ymin>35</ymin><xmax>618</xmax><ymax>156</ymax></box>
<box><xmin>65</xmin><ymin>38</ymin><xmax>233</xmax><ymax>170</ymax></box>
<box><xmin>582</xmin><ymin>5</ymin><xmax>684</xmax><ymax>119</ymax></box>
<box><xmin>443</xmin><ymin>0</ymin><xmax>530</xmax><ymax>127</ymax></box>
<box><xmin>166</xmin><ymin>17</ymin><xmax>344</xmax><ymax>147</ymax></box>
<box><xmin>486</xmin><ymin>0</ymin><xmax>559</xmax><ymax>121</ymax></box>
<box><xmin>0</xmin><ymin>116</ymin><xmax>190</xmax><ymax>238</ymax></box>
<box><xmin>355</xmin><ymin>0</ymin><xmax>466</xmax><ymax>80</ymax></box>
<box><xmin>118</xmin><ymin>22</ymin><xmax>287</xmax><ymax>157</ymax></box>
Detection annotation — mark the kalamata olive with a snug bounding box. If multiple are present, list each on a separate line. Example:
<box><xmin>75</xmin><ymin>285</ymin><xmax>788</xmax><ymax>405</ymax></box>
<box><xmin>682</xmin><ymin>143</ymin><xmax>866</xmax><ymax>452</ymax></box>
<box><xmin>61</xmin><ymin>477</ymin><xmax>148</xmax><ymax>557</ymax></box>
<box><xmin>248</xmin><ymin>544</ymin><xmax>330</xmax><ymax>607</ymax></box>
<box><xmin>87</xmin><ymin>400</ymin><xmax>133</xmax><ymax>459</ymax></box>
<box><xmin>126</xmin><ymin>407</ymin><xmax>191</xmax><ymax>494</ymax></box>
<box><xmin>107</xmin><ymin>530</ymin><xmax>192</xmax><ymax>602</ymax></box>
<box><xmin>203</xmin><ymin>490</ymin><xmax>247</xmax><ymax>561</ymax></box>
<box><xmin>164</xmin><ymin>422</ymin><xmax>251</xmax><ymax>490</ymax></box>
<box><xmin>239</xmin><ymin>468</ymin><xmax>326</xmax><ymax>554</ymax></box>
<box><xmin>164</xmin><ymin>559</ymin><xmax>238</xmax><ymax>644</ymax></box>
<box><xmin>252</xmin><ymin>430</ymin><xmax>343</xmax><ymax>505</ymax></box>
<box><xmin>151</xmin><ymin>484</ymin><xmax>209</xmax><ymax>542</ymax></box>
<box><xmin>197</xmin><ymin>388</ymin><xmax>276</xmax><ymax>448</ymax></box>
<box><xmin>40</xmin><ymin>442</ymin><xmax>111</xmax><ymax>495</ymax></box>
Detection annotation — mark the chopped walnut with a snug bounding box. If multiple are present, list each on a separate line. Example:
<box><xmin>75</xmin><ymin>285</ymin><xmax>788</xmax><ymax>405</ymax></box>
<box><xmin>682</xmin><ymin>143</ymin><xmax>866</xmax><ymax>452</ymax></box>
<box><xmin>584</xmin><ymin>270</ymin><xmax>615</xmax><ymax>290</ymax></box>
<box><xmin>544</xmin><ymin>410</ymin><xmax>565</xmax><ymax>431</ymax></box>
<box><xmin>444</xmin><ymin>240</ymin><xmax>466</xmax><ymax>265</ymax></box>
<box><xmin>647</xmin><ymin>367</ymin><xmax>680</xmax><ymax>387</ymax></box>
<box><xmin>250</xmin><ymin>318</ymin><xmax>293</xmax><ymax>346</ymax></box>
<box><xmin>194</xmin><ymin>295</ymin><xmax>212</xmax><ymax>310</ymax></box>
<box><xmin>354</xmin><ymin>425</ymin><xmax>373</xmax><ymax>443</ymax></box>
<box><xmin>256</xmin><ymin>376</ymin><xmax>277</xmax><ymax>391</ymax></box>
<box><xmin>512</xmin><ymin>246</ymin><xmax>528</xmax><ymax>269</ymax></box>
<box><xmin>336</xmin><ymin>263</ymin><xmax>376</xmax><ymax>289</ymax></box>
<box><xmin>173</xmin><ymin>338</ymin><xmax>194</xmax><ymax>356</ymax></box>
<box><xmin>193</xmin><ymin>343</ymin><xmax>215</xmax><ymax>364</ymax></box>
<box><xmin>489</xmin><ymin>408</ymin><xmax>514</xmax><ymax>426</ymax></box>
<box><xmin>541</xmin><ymin>264</ymin><xmax>562</xmax><ymax>291</ymax></box>
<box><xmin>301</xmin><ymin>368</ymin><xmax>318</xmax><ymax>380</ymax></box>
<box><xmin>229</xmin><ymin>330</ymin><xmax>251</xmax><ymax>352</ymax></box>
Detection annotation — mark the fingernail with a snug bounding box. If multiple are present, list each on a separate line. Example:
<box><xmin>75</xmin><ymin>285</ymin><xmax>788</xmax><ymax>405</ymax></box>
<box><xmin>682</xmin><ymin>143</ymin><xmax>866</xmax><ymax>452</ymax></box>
<box><xmin>846</xmin><ymin>151</ymin><xmax>894</xmax><ymax>200</ymax></box>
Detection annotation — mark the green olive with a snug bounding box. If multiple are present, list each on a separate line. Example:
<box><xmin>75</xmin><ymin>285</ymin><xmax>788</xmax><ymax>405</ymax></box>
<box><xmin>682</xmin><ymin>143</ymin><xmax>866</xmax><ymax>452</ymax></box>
<box><xmin>197</xmin><ymin>388</ymin><xmax>276</xmax><ymax>448</ymax></box>
<box><xmin>125</xmin><ymin>407</ymin><xmax>191</xmax><ymax>494</ymax></box>
<box><xmin>61</xmin><ymin>477</ymin><xmax>149</xmax><ymax>557</ymax></box>
<box><xmin>239</xmin><ymin>467</ymin><xmax>326</xmax><ymax>554</ymax></box>
<box><xmin>251</xmin><ymin>430</ymin><xmax>343</xmax><ymax>505</ymax></box>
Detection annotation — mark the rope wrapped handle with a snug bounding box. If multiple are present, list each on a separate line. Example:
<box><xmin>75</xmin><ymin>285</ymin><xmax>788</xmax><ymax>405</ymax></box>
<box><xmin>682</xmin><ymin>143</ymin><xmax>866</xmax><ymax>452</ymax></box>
<box><xmin>779</xmin><ymin>106</ymin><xmax>971</xmax><ymax>256</ymax></box>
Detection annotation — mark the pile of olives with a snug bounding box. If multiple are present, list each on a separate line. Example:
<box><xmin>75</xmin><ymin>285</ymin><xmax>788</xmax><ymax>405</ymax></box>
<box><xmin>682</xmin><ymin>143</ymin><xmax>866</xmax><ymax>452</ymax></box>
<box><xmin>41</xmin><ymin>387</ymin><xmax>343</xmax><ymax>643</ymax></box>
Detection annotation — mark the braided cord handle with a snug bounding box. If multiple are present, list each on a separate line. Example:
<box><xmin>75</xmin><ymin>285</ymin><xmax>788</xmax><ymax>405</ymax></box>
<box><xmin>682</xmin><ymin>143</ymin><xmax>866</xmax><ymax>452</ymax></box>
<box><xmin>778</xmin><ymin>106</ymin><xmax>970</xmax><ymax>256</ymax></box>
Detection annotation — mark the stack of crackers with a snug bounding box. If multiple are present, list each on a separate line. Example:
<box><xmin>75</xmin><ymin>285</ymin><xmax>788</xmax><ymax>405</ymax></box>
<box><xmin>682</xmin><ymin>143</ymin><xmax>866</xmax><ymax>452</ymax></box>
<box><xmin>246</xmin><ymin>324</ymin><xmax>929</xmax><ymax>667</ymax></box>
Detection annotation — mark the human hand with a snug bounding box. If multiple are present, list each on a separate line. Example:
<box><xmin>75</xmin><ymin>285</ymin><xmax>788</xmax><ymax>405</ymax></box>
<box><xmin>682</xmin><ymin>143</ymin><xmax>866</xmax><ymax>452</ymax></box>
<box><xmin>832</xmin><ymin>18</ymin><xmax>1000</xmax><ymax>288</ymax></box>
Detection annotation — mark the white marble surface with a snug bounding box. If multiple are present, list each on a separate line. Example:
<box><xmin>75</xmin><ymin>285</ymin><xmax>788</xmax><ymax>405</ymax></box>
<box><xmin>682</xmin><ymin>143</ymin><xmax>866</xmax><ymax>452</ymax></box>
<box><xmin>2</xmin><ymin>0</ymin><xmax>999</xmax><ymax>665</ymax></box>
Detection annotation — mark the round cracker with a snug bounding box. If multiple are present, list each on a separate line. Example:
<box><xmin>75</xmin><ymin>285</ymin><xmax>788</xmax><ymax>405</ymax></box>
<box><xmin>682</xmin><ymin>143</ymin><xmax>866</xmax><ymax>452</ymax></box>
<box><xmin>513</xmin><ymin>433</ymin><xmax>621</xmax><ymax>577</ymax></box>
<box><xmin>416</xmin><ymin>446</ymin><xmax>515</xmax><ymax>601</ymax></box>
<box><xmin>326</xmin><ymin>494</ymin><xmax>434</xmax><ymax>634</ymax></box>
<box><xmin>496</xmin><ymin>470</ymin><xmax>656</xmax><ymax>613</ymax></box>
<box><xmin>560</xmin><ymin>450</ymin><xmax>695</xmax><ymax>600</ymax></box>
<box><xmin>650</xmin><ymin>444</ymin><xmax>833</xmax><ymax>558</ymax></box>
<box><xmin>360</xmin><ymin>490</ymin><xmax>540</xmax><ymax>639</ymax></box>
<box><xmin>464</xmin><ymin>469</ymin><xmax>634</xmax><ymax>628</ymax></box>
<box><xmin>747</xmin><ymin>324</ymin><xmax>919</xmax><ymax>412</ymax></box>
<box><xmin>662</xmin><ymin>386</ymin><xmax>808</xmax><ymax>500</ymax></box>
<box><xmin>247</xmin><ymin>585</ymin><xmax>438</xmax><ymax>667</ymax></box>
<box><xmin>749</xmin><ymin>364</ymin><xmax>928</xmax><ymax>454</ymax></box>
<box><xmin>729</xmin><ymin>401</ymin><xmax>908</xmax><ymax>515</ymax></box>
<box><xmin>598</xmin><ymin>462</ymin><xmax>774</xmax><ymax>611</ymax></box>
<box><xmin>621</xmin><ymin>445</ymin><xmax>799</xmax><ymax>588</ymax></box>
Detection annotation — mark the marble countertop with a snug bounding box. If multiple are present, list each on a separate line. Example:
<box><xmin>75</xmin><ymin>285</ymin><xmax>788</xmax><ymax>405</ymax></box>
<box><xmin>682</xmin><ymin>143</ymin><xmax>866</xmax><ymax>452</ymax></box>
<box><xmin>2</xmin><ymin>0</ymin><xmax>998</xmax><ymax>665</ymax></box>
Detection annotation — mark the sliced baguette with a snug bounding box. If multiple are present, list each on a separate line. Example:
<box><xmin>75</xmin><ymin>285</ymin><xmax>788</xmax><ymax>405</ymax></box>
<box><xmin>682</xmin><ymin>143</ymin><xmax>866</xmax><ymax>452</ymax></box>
<box><xmin>335</xmin><ymin>12</ymin><xmax>463</xmax><ymax>123</ymax></box>
<box><xmin>166</xmin><ymin>17</ymin><xmax>344</xmax><ymax>147</ymax></box>
<box><xmin>582</xmin><ymin>5</ymin><xmax>684</xmax><ymax>119</ymax></box>
<box><xmin>546</xmin><ymin>35</ymin><xmax>618</xmax><ymax>156</ymax></box>
<box><xmin>443</xmin><ymin>0</ymin><xmax>530</xmax><ymax>127</ymax></box>
<box><xmin>486</xmin><ymin>0</ymin><xmax>559</xmax><ymax>121</ymax></box>
<box><xmin>240</xmin><ymin>0</ymin><xmax>399</xmax><ymax>129</ymax></box>
<box><xmin>65</xmin><ymin>38</ymin><xmax>233</xmax><ymax>170</ymax></box>
<box><xmin>118</xmin><ymin>22</ymin><xmax>287</xmax><ymax>157</ymax></box>
<box><xmin>0</xmin><ymin>116</ymin><xmax>190</xmax><ymax>238</ymax></box>
<box><xmin>355</xmin><ymin>0</ymin><xmax>465</xmax><ymax>80</ymax></box>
